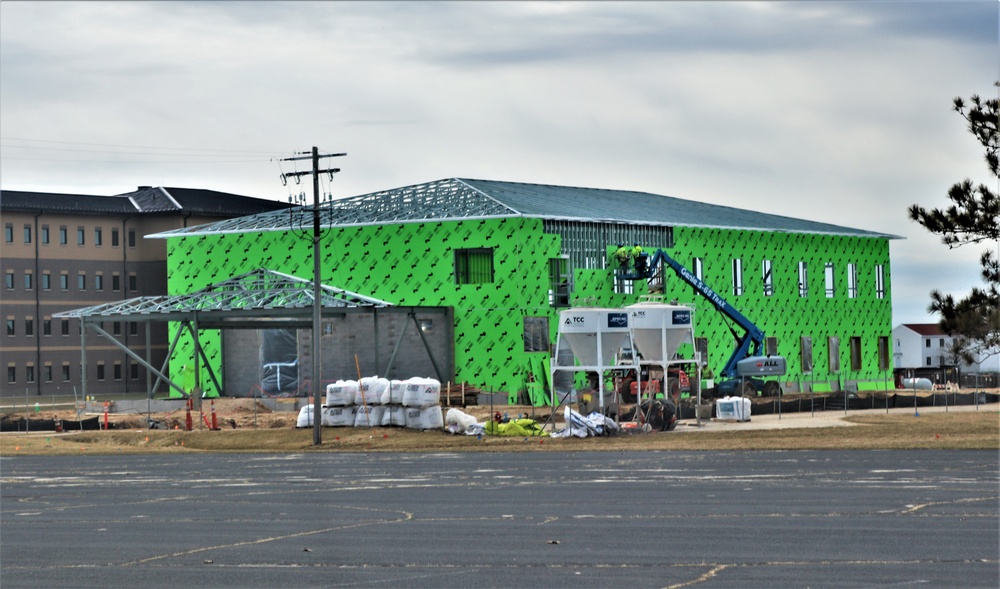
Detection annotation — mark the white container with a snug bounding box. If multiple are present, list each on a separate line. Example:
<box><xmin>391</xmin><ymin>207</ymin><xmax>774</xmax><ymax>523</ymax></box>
<box><xmin>354</xmin><ymin>405</ymin><xmax>385</xmax><ymax>427</ymax></box>
<box><xmin>381</xmin><ymin>405</ymin><xmax>407</xmax><ymax>427</ymax></box>
<box><xmin>402</xmin><ymin>377</ymin><xmax>441</xmax><ymax>408</ymax></box>
<box><xmin>556</xmin><ymin>308</ymin><xmax>631</xmax><ymax>368</ymax></box>
<box><xmin>356</xmin><ymin>376</ymin><xmax>388</xmax><ymax>406</ymax></box>
<box><xmin>625</xmin><ymin>303</ymin><xmax>694</xmax><ymax>364</ymax></box>
<box><xmin>901</xmin><ymin>378</ymin><xmax>933</xmax><ymax>391</ymax></box>
<box><xmin>382</xmin><ymin>380</ymin><xmax>405</xmax><ymax>405</ymax></box>
<box><xmin>321</xmin><ymin>406</ymin><xmax>357</xmax><ymax>427</ymax></box>
<box><xmin>405</xmin><ymin>406</ymin><xmax>444</xmax><ymax>430</ymax></box>
<box><xmin>325</xmin><ymin>380</ymin><xmax>358</xmax><ymax>407</ymax></box>
<box><xmin>715</xmin><ymin>396</ymin><xmax>751</xmax><ymax>421</ymax></box>
<box><xmin>296</xmin><ymin>404</ymin><xmax>315</xmax><ymax>428</ymax></box>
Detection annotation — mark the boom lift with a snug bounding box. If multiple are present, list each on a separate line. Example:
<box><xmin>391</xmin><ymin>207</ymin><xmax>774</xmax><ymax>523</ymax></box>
<box><xmin>618</xmin><ymin>249</ymin><xmax>786</xmax><ymax>396</ymax></box>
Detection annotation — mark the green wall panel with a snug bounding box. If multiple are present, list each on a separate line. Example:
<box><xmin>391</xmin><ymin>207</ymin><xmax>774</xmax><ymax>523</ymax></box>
<box><xmin>166</xmin><ymin>216</ymin><xmax>894</xmax><ymax>398</ymax></box>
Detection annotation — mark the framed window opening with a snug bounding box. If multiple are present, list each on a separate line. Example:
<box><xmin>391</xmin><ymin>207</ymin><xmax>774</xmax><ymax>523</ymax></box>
<box><xmin>454</xmin><ymin>248</ymin><xmax>494</xmax><ymax>284</ymax></box>
<box><xmin>824</xmin><ymin>262</ymin><xmax>835</xmax><ymax>298</ymax></box>
<box><xmin>800</xmin><ymin>336</ymin><xmax>813</xmax><ymax>373</ymax></box>
<box><xmin>828</xmin><ymin>336</ymin><xmax>840</xmax><ymax>373</ymax></box>
<box><xmin>523</xmin><ymin>316</ymin><xmax>550</xmax><ymax>353</ymax></box>
<box><xmin>849</xmin><ymin>336</ymin><xmax>862</xmax><ymax>371</ymax></box>
<box><xmin>762</xmin><ymin>259</ymin><xmax>773</xmax><ymax>297</ymax></box>
<box><xmin>548</xmin><ymin>257</ymin><xmax>570</xmax><ymax>307</ymax></box>
<box><xmin>798</xmin><ymin>261</ymin><xmax>808</xmax><ymax>297</ymax></box>
<box><xmin>847</xmin><ymin>263</ymin><xmax>858</xmax><ymax>299</ymax></box>
<box><xmin>731</xmin><ymin>258</ymin><xmax>743</xmax><ymax>296</ymax></box>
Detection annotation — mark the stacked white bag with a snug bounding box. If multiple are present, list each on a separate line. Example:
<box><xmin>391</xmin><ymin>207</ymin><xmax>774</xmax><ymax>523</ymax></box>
<box><xmin>356</xmin><ymin>376</ymin><xmax>388</xmax><ymax>407</ymax></box>
<box><xmin>322</xmin><ymin>405</ymin><xmax>357</xmax><ymax>427</ymax></box>
<box><xmin>325</xmin><ymin>380</ymin><xmax>357</xmax><ymax>407</ymax></box>
<box><xmin>354</xmin><ymin>405</ymin><xmax>385</xmax><ymax>427</ymax></box>
<box><xmin>402</xmin><ymin>377</ymin><xmax>444</xmax><ymax>430</ymax></box>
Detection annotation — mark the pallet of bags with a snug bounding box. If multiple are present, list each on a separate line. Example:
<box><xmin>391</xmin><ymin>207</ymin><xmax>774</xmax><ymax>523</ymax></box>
<box><xmin>357</xmin><ymin>376</ymin><xmax>389</xmax><ymax>406</ymax></box>
<box><xmin>401</xmin><ymin>377</ymin><xmax>441</xmax><ymax>408</ymax></box>
<box><xmin>381</xmin><ymin>405</ymin><xmax>407</xmax><ymax>427</ymax></box>
<box><xmin>354</xmin><ymin>405</ymin><xmax>385</xmax><ymax>427</ymax></box>
<box><xmin>326</xmin><ymin>380</ymin><xmax>357</xmax><ymax>407</ymax></box>
<box><xmin>404</xmin><ymin>406</ymin><xmax>444</xmax><ymax>430</ymax></box>
<box><xmin>296</xmin><ymin>404</ymin><xmax>316</xmax><ymax>428</ymax></box>
<box><xmin>321</xmin><ymin>405</ymin><xmax>357</xmax><ymax>427</ymax></box>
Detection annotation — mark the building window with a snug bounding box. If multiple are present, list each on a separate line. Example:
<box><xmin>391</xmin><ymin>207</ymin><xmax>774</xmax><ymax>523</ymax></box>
<box><xmin>765</xmin><ymin>336</ymin><xmax>779</xmax><ymax>357</ymax></box>
<box><xmin>41</xmin><ymin>225</ymin><xmax>50</xmax><ymax>244</ymax></box>
<box><xmin>128</xmin><ymin>229</ymin><xmax>136</xmax><ymax>248</ymax></box>
<box><xmin>60</xmin><ymin>273</ymin><xmax>69</xmax><ymax>290</ymax></box>
<box><xmin>23</xmin><ymin>224</ymin><xmax>32</xmax><ymax>244</ymax></box>
<box><xmin>828</xmin><ymin>336</ymin><xmax>840</xmax><ymax>372</ymax></box>
<box><xmin>44</xmin><ymin>365</ymin><xmax>52</xmax><ymax>382</ymax></box>
<box><xmin>7</xmin><ymin>366</ymin><xmax>15</xmax><ymax>384</ymax></box>
<box><xmin>691</xmin><ymin>257</ymin><xmax>704</xmax><ymax>297</ymax></box>
<box><xmin>6</xmin><ymin>319</ymin><xmax>14</xmax><ymax>336</ymax></box>
<box><xmin>25</xmin><ymin>319</ymin><xmax>33</xmax><ymax>337</ymax></box>
<box><xmin>925</xmin><ymin>357</ymin><xmax>932</xmax><ymax>367</ymax></box>
<box><xmin>41</xmin><ymin>272</ymin><xmax>51</xmax><ymax>290</ymax></box>
<box><xmin>112</xmin><ymin>274</ymin><xmax>121</xmax><ymax>292</ymax></box>
<box><xmin>77</xmin><ymin>273</ymin><xmax>86</xmax><ymax>291</ymax></box>
<box><xmin>523</xmin><ymin>316</ymin><xmax>550</xmax><ymax>353</ymax></box>
<box><xmin>111</xmin><ymin>228</ymin><xmax>120</xmax><ymax>247</ymax></box>
<box><xmin>731</xmin><ymin>258</ymin><xmax>743</xmax><ymax>296</ymax></box>
<box><xmin>875</xmin><ymin>264</ymin><xmax>885</xmax><ymax>299</ymax></box>
<box><xmin>113</xmin><ymin>363</ymin><xmax>123</xmax><ymax>381</ymax></box>
<box><xmin>548</xmin><ymin>257</ymin><xmax>570</xmax><ymax>307</ymax></box>
<box><xmin>43</xmin><ymin>319</ymin><xmax>51</xmax><ymax>336</ymax></box>
<box><xmin>800</xmin><ymin>336</ymin><xmax>813</xmax><ymax>373</ymax></box>
<box><xmin>113</xmin><ymin>322</ymin><xmax>121</xmax><ymax>336</ymax></box>
<box><xmin>77</xmin><ymin>226</ymin><xmax>85</xmax><ymax>246</ymax></box>
<box><xmin>59</xmin><ymin>225</ymin><xmax>68</xmax><ymax>245</ymax></box>
<box><xmin>94</xmin><ymin>274</ymin><xmax>103</xmax><ymax>291</ymax></box>
<box><xmin>824</xmin><ymin>262</ymin><xmax>835</xmax><ymax>298</ymax></box>
<box><xmin>4</xmin><ymin>272</ymin><xmax>13</xmax><ymax>290</ymax></box>
<box><xmin>762</xmin><ymin>259</ymin><xmax>773</xmax><ymax>297</ymax></box>
<box><xmin>454</xmin><ymin>248</ymin><xmax>494</xmax><ymax>284</ymax></box>
<box><xmin>97</xmin><ymin>363</ymin><xmax>105</xmax><ymax>381</ymax></box>
<box><xmin>4</xmin><ymin>223</ymin><xmax>13</xmax><ymax>243</ymax></box>
<box><xmin>128</xmin><ymin>274</ymin><xmax>138</xmax><ymax>291</ymax></box>
<box><xmin>94</xmin><ymin>227</ymin><xmax>103</xmax><ymax>246</ymax></box>
<box><xmin>61</xmin><ymin>364</ymin><xmax>71</xmax><ymax>382</ymax></box>
<box><xmin>130</xmin><ymin>362</ymin><xmax>139</xmax><ymax>380</ymax></box>
<box><xmin>24</xmin><ymin>272</ymin><xmax>32</xmax><ymax>290</ymax></box>
<box><xmin>695</xmin><ymin>337</ymin><xmax>709</xmax><ymax>367</ymax></box>
<box><xmin>61</xmin><ymin>319</ymin><xmax>70</xmax><ymax>336</ymax></box>
<box><xmin>849</xmin><ymin>336</ymin><xmax>862</xmax><ymax>371</ymax></box>
<box><xmin>129</xmin><ymin>322</ymin><xmax>139</xmax><ymax>336</ymax></box>
<box><xmin>925</xmin><ymin>338</ymin><xmax>931</xmax><ymax>348</ymax></box>
<box><xmin>847</xmin><ymin>263</ymin><xmax>858</xmax><ymax>299</ymax></box>
<box><xmin>939</xmin><ymin>338</ymin><xmax>945</xmax><ymax>347</ymax></box>
<box><xmin>798</xmin><ymin>261</ymin><xmax>808</xmax><ymax>297</ymax></box>
<box><xmin>25</xmin><ymin>365</ymin><xmax>35</xmax><ymax>383</ymax></box>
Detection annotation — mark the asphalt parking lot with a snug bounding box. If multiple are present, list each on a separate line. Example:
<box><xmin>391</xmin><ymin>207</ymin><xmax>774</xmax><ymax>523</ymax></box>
<box><xmin>2</xmin><ymin>449</ymin><xmax>997</xmax><ymax>588</ymax></box>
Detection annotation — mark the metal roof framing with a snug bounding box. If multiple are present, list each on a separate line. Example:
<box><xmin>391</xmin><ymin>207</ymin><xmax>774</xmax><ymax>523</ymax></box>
<box><xmin>53</xmin><ymin>269</ymin><xmax>396</xmax><ymax>400</ymax></box>
<box><xmin>148</xmin><ymin>178</ymin><xmax>899</xmax><ymax>240</ymax></box>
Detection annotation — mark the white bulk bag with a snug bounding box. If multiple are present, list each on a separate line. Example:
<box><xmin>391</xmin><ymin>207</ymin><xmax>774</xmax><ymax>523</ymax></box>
<box><xmin>326</xmin><ymin>380</ymin><xmax>357</xmax><ymax>407</ymax></box>
<box><xmin>354</xmin><ymin>405</ymin><xmax>385</xmax><ymax>427</ymax></box>
<box><xmin>445</xmin><ymin>408</ymin><xmax>478</xmax><ymax>433</ymax></box>
<box><xmin>321</xmin><ymin>405</ymin><xmax>357</xmax><ymax>427</ymax></box>
<box><xmin>296</xmin><ymin>404</ymin><xmax>315</xmax><ymax>428</ymax></box>
<box><xmin>357</xmin><ymin>376</ymin><xmax>388</xmax><ymax>406</ymax></box>
<box><xmin>382</xmin><ymin>380</ymin><xmax>405</xmax><ymax>405</ymax></box>
<box><xmin>401</xmin><ymin>377</ymin><xmax>441</xmax><ymax>408</ymax></box>
<box><xmin>405</xmin><ymin>406</ymin><xmax>444</xmax><ymax>430</ymax></box>
<box><xmin>381</xmin><ymin>405</ymin><xmax>407</xmax><ymax>427</ymax></box>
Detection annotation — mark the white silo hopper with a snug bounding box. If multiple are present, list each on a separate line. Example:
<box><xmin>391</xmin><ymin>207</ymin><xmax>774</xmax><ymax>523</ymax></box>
<box><xmin>626</xmin><ymin>303</ymin><xmax>694</xmax><ymax>363</ymax></box>
<box><xmin>557</xmin><ymin>308</ymin><xmax>631</xmax><ymax>368</ymax></box>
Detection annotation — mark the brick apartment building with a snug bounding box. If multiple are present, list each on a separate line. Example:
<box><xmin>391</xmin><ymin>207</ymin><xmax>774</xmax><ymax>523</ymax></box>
<box><xmin>1</xmin><ymin>186</ymin><xmax>289</xmax><ymax>397</ymax></box>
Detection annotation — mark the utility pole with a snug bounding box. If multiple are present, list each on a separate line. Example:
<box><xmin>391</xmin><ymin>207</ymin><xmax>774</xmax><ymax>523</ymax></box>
<box><xmin>280</xmin><ymin>147</ymin><xmax>345</xmax><ymax>445</ymax></box>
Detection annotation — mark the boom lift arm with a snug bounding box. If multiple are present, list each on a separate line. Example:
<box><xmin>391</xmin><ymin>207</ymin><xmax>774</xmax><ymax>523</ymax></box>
<box><xmin>621</xmin><ymin>249</ymin><xmax>780</xmax><ymax>382</ymax></box>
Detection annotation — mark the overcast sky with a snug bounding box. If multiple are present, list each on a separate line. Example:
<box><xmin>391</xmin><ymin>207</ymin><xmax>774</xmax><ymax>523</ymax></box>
<box><xmin>1</xmin><ymin>1</ymin><xmax>997</xmax><ymax>329</ymax></box>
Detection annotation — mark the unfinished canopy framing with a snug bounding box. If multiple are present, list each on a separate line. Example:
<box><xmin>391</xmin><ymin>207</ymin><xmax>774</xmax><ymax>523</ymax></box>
<box><xmin>54</xmin><ymin>269</ymin><xmax>454</xmax><ymax>400</ymax></box>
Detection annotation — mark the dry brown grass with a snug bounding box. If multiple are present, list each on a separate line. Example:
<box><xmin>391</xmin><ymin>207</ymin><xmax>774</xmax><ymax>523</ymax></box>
<box><xmin>2</xmin><ymin>409</ymin><xmax>996</xmax><ymax>456</ymax></box>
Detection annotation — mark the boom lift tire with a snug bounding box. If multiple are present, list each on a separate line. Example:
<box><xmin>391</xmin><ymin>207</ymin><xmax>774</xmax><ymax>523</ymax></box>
<box><xmin>763</xmin><ymin>380</ymin><xmax>781</xmax><ymax>397</ymax></box>
<box><xmin>739</xmin><ymin>380</ymin><xmax>757</xmax><ymax>397</ymax></box>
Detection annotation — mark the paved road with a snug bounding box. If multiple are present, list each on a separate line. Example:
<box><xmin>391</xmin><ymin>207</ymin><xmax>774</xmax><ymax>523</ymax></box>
<box><xmin>2</xmin><ymin>451</ymin><xmax>997</xmax><ymax>588</ymax></box>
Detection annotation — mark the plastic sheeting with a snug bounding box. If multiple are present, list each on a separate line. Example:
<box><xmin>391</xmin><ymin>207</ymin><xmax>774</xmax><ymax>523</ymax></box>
<box><xmin>261</xmin><ymin>329</ymin><xmax>299</xmax><ymax>395</ymax></box>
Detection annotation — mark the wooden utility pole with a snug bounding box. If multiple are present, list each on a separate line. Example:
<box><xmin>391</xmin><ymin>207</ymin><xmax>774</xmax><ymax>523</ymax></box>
<box><xmin>280</xmin><ymin>147</ymin><xmax>345</xmax><ymax>445</ymax></box>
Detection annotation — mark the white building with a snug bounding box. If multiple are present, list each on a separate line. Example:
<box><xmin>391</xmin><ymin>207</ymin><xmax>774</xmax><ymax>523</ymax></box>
<box><xmin>892</xmin><ymin>323</ymin><xmax>999</xmax><ymax>373</ymax></box>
